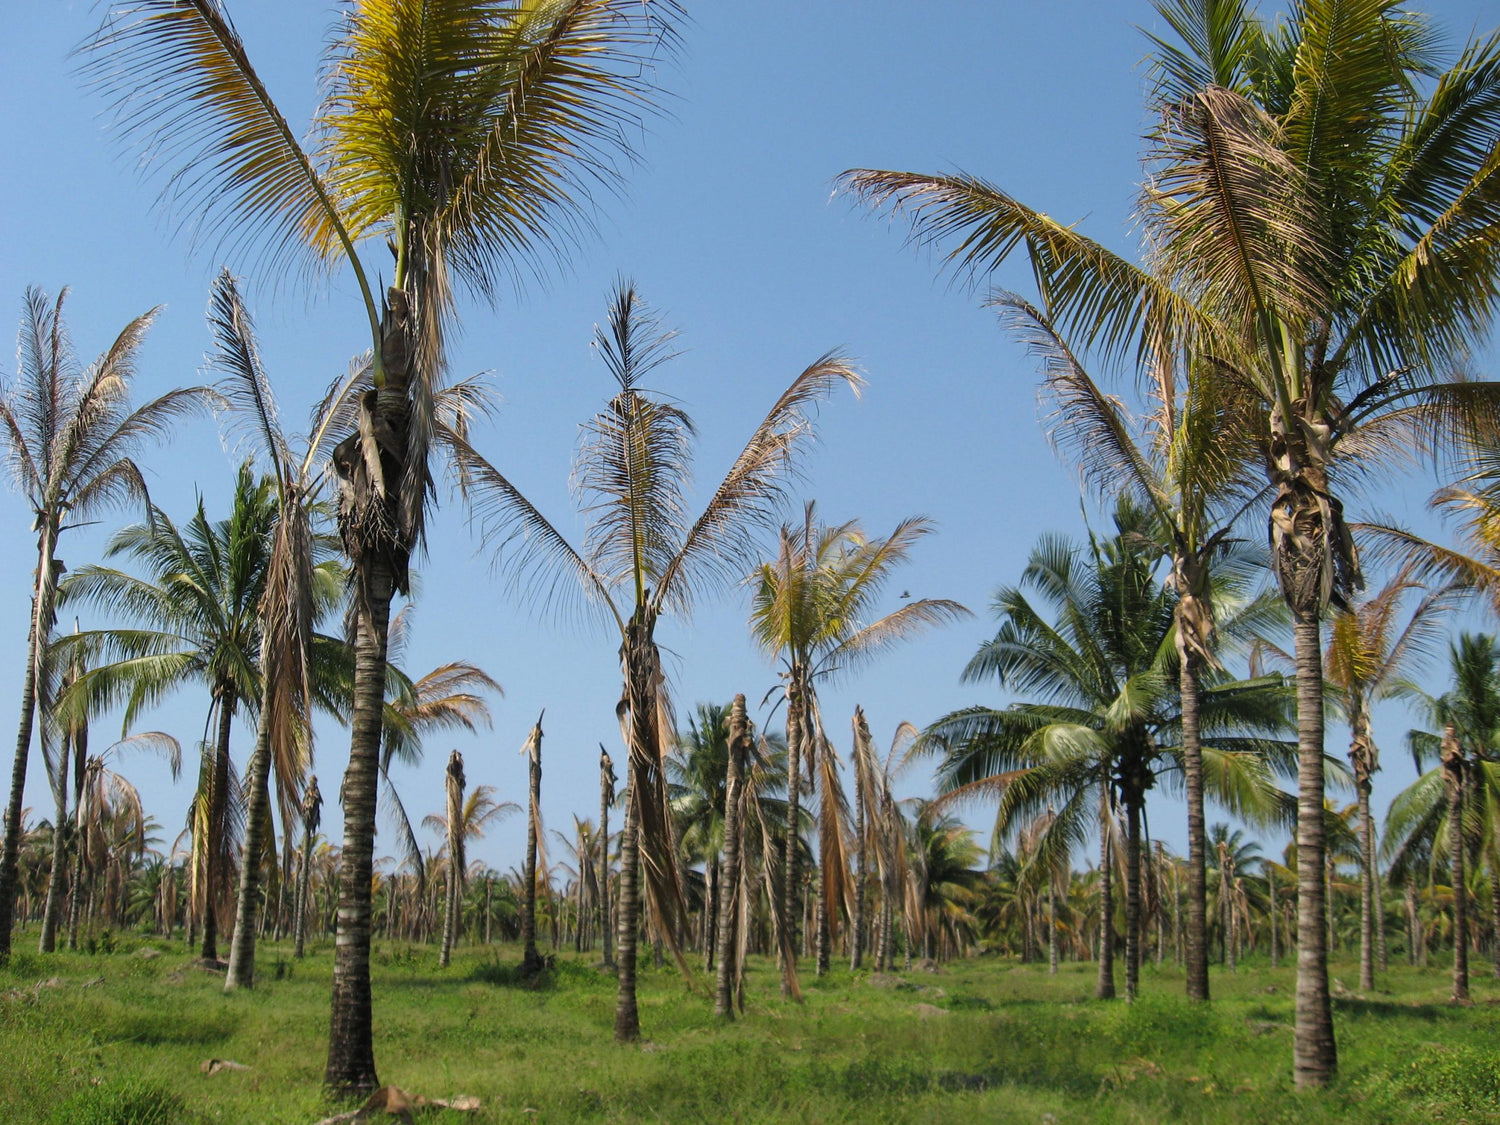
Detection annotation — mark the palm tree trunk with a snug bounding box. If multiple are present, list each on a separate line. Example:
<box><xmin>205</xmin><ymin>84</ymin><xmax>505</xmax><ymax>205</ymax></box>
<box><xmin>1048</xmin><ymin>883</ymin><xmax>1059</xmax><ymax>975</ymax></box>
<box><xmin>1490</xmin><ymin>870</ymin><xmax>1500</xmax><ymax>980</ymax></box>
<box><xmin>851</xmin><ymin>763</ymin><xmax>867</xmax><ymax>972</ymax></box>
<box><xmin>293</xmin><ymin>779</ymin><xmax>320</xmax><ymax>960</ymax></box>
<box><xmin>1357</xmin><ymin>774</ymin><xmax>1376</xmax><ymax>992</ymax></box>
<box><xmin>1180</xmin><ymin>649</ymin><xmax>1210</xmax><ymax>1002</ymax></box>
<box><xmin>323</xmin><ymin>554</ymin><xmax>394</xmax><ymax>1095</ymax></box>
<box><xmin>599</xmin><ymin>748</ymin><xmax>614</xmax><ymax>969</ymax></box>
<box><xmin>226</xmin><ymin>704</ymin><xmax>277</xmax><ymax>989</ymax></box>
<box><xmin>440</xmin><ymin>751</ymin><xmax>465</xmax><ymax>969</ymax></box>
<box><xmin>1124</xmin><ymin>792</ymin><xmax>1142</xmax><ymax>1001</ymax></box>
<box><xmin>1269</xmin><ymin>873</ymin><xmax>1279</xmax><ymax>969</ymax></box>
<box><xmin>38</xmin><ymin>729</ymin><xmax>71</xmax><ymax>954</ymax></box>
<box><xmin>1292</xmin><ymin>610</ymin><xmax>1337</xmax><ymax>1086</ymax></box>
<box><xmin>1442</xmin><ymin>726</ymin><xmax>1469</xmax><ymax>1003</ymax></box>
<box><xmin>614</xmin><ymin>777</ymin><xmax>642</xmax><ymax>1041</ymax></box>
<box><xmin>781</xmin><ymin>671</ymin><xmax>805</xmax><ymax>998</ymax></box>
<box><xmin>1097</xmin><ymin>778</ymin><xmax>1115</xmax><ymax>1000</ymax></box>
<box><xmin>522</xmin><ymin>729</ymin><xmax>543</xmax><ymax>975</ymax></box>
<box><xmin>715</xmin><ymin>695</ymin><xmax>749</xmax><ymax>1018</ymax></box>
<box><xmin>201</xmin><ymin>691</ymin><xmax>236</xmax><ymax>963</ymax></box>
<box><xmin>0</xmin><ymin>524</ymin><xmax>60</xmax><ymax>961</ymax></box>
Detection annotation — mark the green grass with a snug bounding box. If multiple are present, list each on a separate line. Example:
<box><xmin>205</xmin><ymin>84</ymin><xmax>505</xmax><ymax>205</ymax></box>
<box><xmin>2</xmin><ymin>933</ymin><xmax>1497</xmax><ymax>1123</ymax></box>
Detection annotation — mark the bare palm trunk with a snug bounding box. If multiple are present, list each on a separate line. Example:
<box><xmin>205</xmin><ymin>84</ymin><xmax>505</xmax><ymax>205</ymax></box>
<box><xmin>1293</xmin><ymin>611</ymin><xmax>1336</xmax><ymax>1086</ymax></box>
<box><xmin>781</xmin><ymin>671</ymin><xmax>805</xmax><ymax>999</ymax></box>
<box><xmin>1097</xmin><ymin>778</ymin><xmax>1115</xmax><ymax>1000</ymax></box>
<box><xmin>851</xmin><ymin>754</ymin><xmax>867</xmax><ymax>972</ymax></box>
<box><xmin>440</xmin><ymin>751</ymin><xmax>464</xmax><ymax>969</ymax></box>
<box><xmin>1269</xmin><ymin>873</ymin><xmax>1279</xmax><ymax>969</ymax></box>
<box><xmin>522</xmin><ymin>724</ymin><xmax>543</xmax><ymax>975</ymax></box>
<box><xmin>294</xmin><ymin>778</ymin><xmax>320</xmax><ymax>960</ymax></box>
<box><xmin>1356</xmin><ymin>774</ymin><xmax>1376</xmax><ymax>992</ymax></box>
<box><xmin>614</xmin><ymin>776</ymin><xmax>641</xmax><ymax>1040</ymax></box>
<box><xmin>39</xmin><ymin>728</ymin><xmax>71</xmax><ymax>954</ymax></box>
<box><xmin>226</xmin><ymin>706</ymin><xmax>276</xmax><ymax>989</ymax></box>
<box><xmin>0</xmin><ymin>524</ymin><xmax>60</xmax><ymax>960</ymax></box>
<box><xmin>1442</xmin><ymin>725</ymin><xmax>1469</xmax><ymax>1004</ymax></box>
<box><xmin>715</xmin><ymin>695</ymin><xmax>749</xmax><ymax>1018</ymax></box>
<box><xmin>201</xmin><ymin>691</ymin><xmax>236</xmax><ymax>963</ymax></box>
<box><xmin>1048</xmin><ymin>883</ymin><xmax>1059</xmax><ymax>975</ymax></box>
<box><xmin>1490</xmin><ymin>871</ymin><xmax>1500</xmax><ymax>980</ymax></box>
<box><xmin>1124</xmin><ymin>793</ymin><xmax>1142</xmax><ymax>1001</ymax></box>
<box><xmin>599</xmin><ymin>747</ymin><xmax>615</xmax><ymax>969</ymax></box>
<box><xmin>323</xmin><ymin>555</ymin><xmax>394</xmax><ymax>1095</ymax></box>
<box><xmin>1180</xmin><ymin>649</ymin><xmax>1210</xmax><ymax>1001</ymax></box>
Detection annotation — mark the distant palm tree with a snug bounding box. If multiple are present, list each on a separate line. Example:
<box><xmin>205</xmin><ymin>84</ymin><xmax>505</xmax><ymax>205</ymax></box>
<box><xmin>904</xmin><ymin>803</ymin><xmax>984</xmax><ymax>962</ymax></box>
<box><xmin>1323</xmin><ymin>570</ymin><xmax>1455</xmax><ymax>990</ymax></box>
<box><xmin>1389</xmin><ymin>634</ymin><xmax>1500</xmax><ymax>1004</ymax></box>
<box><xmin>446</xmin><ymin>282</ymin><xmax>859</xmax><ymax>1040</ymax></box>
<box><xmin>423</xmin><ymin>764</ymin><xmax>516</xmax><ymax>966</ymax></box>
<box><xmin>926</xmin><ymin>504</ymin><xmax>1293</xmax><ymax>1000</ymax></box>
<box><xmin>750</xmin><ymin>504</ymin><xmax>967</xmax><ymax>984</ymax></box>
<box><xmin>0</xmin><ymin>289</ymin><xmax>203</xmax><ymax>959</ymax></box>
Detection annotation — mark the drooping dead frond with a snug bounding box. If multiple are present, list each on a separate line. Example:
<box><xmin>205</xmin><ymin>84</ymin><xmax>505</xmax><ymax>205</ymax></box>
<box><xmin>657</xmin><ymin>356</ymin><xmax>864</xmax><ymax>615</ymax></box>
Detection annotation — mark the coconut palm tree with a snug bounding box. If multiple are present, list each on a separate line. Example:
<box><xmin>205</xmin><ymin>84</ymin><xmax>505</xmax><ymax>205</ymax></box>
<box><xmin>518</xmin><ymin>713</ymin><xmax>545</xmax><ymax>974</ymax></box>
<box><xmin>925</xmin><ymin>504</ymin><xmax>1295</xmax><ymax>1000</ymax></box>
<box><xmin>749</xmin><ymin>505</ymin><xmax>968</xmax><ymax>985</ymax></box>
<box><xmin>0</xmin><ymin>289</ymin><xmax>203</xmax><ymax>960</ymax></box>
<box><xmin>447</xmin><ymin>282</ymin><xmax>859</xmax><ymax>1040</ymax></box>
<box><xmin>293</xmin><ymin>775</ymin><xmax>322</xmax><ymax>958</ymax></box>
<box><xmin>422</xmin><ymin>765</ymin><xmax>516</xmax><ymax>966</ymax></box>
<box><xmin>1389</xmin><ymin>633</ymin><xmax>1500</xmax><ymax>1003</ymax></box>
<box><xmin>996</xmin><ymin>293</ymin><xmax>1275</xmax><ymax>1000</ymax></box>
<box><xmin>1322</xmin><ymin>570</ymin><xmax>1456</xmax><ymax>989</ymax></box>
<box><xmin>843</xmin><ymin>0</ymin><xmax>1500</xmax><ymax>1084</ymax></box>
<box><xmin>904</xmin><ymin>803</ymin><xmax>985</xmax><ymax>962</ymax></box>
<box><xmin>84</xmin><ymin>0</ymin><xmax>681</xmax><ymax>1090</ymax></box>
<box><xmin>57</xmin><ymin>465</ymin><xmax>289</xmax><ymax>960</ymax></box>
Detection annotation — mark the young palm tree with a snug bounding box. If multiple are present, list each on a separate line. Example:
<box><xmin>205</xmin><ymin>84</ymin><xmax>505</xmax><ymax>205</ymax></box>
<box><xmin>447</xmin><ymin>282</ymin><xmax>859</xmax><ymax>1040</ymax></box>
<box><xmin>57</xmin><ymin>466</ymin><xmax>287</xmax><ymax>961</ymax></box>
<box><xmin>750</xmin><ymin>505</ymin><xmax>967</xmax><ymax>986</ymax></box>
<box><xmin>996</xmin><ymin>293</ymin><xmax>1274</xmax><ymax>1000</ymax></box>
<box><xmin>1323</xmin><ymin>570</ymin><xmax>1455</xmax><ymax>990</ymax></box>
<box><xmin>1389</xmin><ymin>633</ymin><xmax>1500</xmax><ymax>1004</ymax></box>
<box><xmin>0</xmin><ymin>289</ymin><xmax>203</xmax><ymax>960</ymax></box>
<box><xmin>843</xmin><ymin>1</ymin><xmax>1500</xmax><ymax>1084</ymax></box>
<box><xmin>205</xmin><ymin>270</ymin><xmax>356</xmax><ymax>990</ymax></box>
<box><xmin>925</xmin><ymin>505</ymin><xmax>1294</xmax><ymax>1000</ymax></box>
<box><xmin>84</xmin><ymin>0</ymin><xmax>680</xmax><ymax>1090</ymax></box>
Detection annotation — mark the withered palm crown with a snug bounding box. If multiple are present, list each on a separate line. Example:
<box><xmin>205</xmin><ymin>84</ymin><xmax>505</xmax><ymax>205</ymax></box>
<box><xmin>0</xmin><ymin>288</ymin><xmax>206</xmax><ymax>960</ymax></box>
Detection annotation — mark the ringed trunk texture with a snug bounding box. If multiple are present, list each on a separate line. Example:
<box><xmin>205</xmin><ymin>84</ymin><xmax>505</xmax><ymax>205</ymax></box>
<box><xmin>714</xmin><ymin>695</ymin><xmax>749</xmax><ymax>1018</ymax></box>
<box><xmin>781</xmin><ymin>671</ymin><xmax>805</xmax><ymax>999</ymax></box>
<box><xmin>440</xmin><ymin>750</ymin><xmax>465</xmax><ymax>969</ymax></box>
<box><xmin>600</xmin><ymin>748</ymin><xmax>614</xmax><ymax>969</ymax></box>
<box><xmin>1292</xmin><ymin>611</ymin><xmax>1337</xmax><ymax>1087</ymax></box>
<box><xmin>38</xmin><ymin>728</ymin><xmax>71</xmax><ymax>954</ymax></box>
<box><xmin>293</xmin><ymin>778</ymin><xmax>321</xmax><ymax>960</ymax></box>
<box><xmin>226</xmin><ymin>707</ymin><xmax>276</xmax><ymax>989</ymax></box>
<box><xmin>1442</xmin><ymin>725</ymin><xmax>1469</xmax><ymax>1004</ymax></box>
<box><xmin>1096</xmin><ymin>778</ymin><xmax>1115</xmax><ymax>1001</ymax></box>
<box><xmin>0</xmin><ymin>525</ymin><xmax>60</xmax><ymax>960</ymax></box>
<box><xmin>1357</xmin><ymin>774</ymin><xmax>1376</xmax><ymax>993</ymax></box>
<box><xmin>522</xmin><ymin>732</ymin><xmax>542</xmax><ymax>974</ymax></box>
<box><xmin>614</xmin><ymin>778</ymin><xmax>642</xmax><ymax>1040</ymax></box>
<box><xmin>324</xmin><ymin>555</ymin><xmax>394</xmax><ymax>1095</ymax></box>
<box><xmin>1124</xmin><ymin>794</ymin><xmax>1142</xmax><ymax>1001</ymax></box>
<box><xmin>1179</xmin><ymin>649</ymin><xmax>1210</xmax><ymax>1002</ymax></box>
<box><xmin>201</xmin><ymin>691</ymin><xmax>237</xmax><ymax>963</ymax></box>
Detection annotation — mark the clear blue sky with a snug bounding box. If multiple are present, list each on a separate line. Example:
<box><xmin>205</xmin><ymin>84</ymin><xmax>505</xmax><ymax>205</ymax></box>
<box><xmin>1</xmin><ymin>1</ymin><xmax>1496</xmax><ymax>880</ymax></box>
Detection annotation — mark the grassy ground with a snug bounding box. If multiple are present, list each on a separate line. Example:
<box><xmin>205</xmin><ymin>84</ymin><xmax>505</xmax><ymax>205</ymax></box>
<box><xmin>2</xmin><ymin>932</ymin><xmax>1498</xmax><ymax>1124</ymax></box>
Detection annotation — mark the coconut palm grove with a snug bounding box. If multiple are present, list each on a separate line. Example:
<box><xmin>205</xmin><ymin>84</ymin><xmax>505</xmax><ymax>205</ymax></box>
<box><xmin>2</xmin><ymin>1</ymin><xmax>1500</xmax><ymax>1121</ymax></box>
